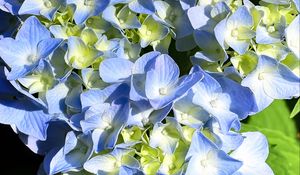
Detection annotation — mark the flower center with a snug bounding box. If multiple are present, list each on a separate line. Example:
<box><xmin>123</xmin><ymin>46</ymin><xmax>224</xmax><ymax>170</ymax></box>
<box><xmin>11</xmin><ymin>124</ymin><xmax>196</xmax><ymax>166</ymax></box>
<box><xmin>231</xmin><ymin>28</ymin><xmax>239</xmax><ymax>38</ymax></box>
<box><xmin>180</xmin><ymin>113</ymin><xmax>188</xmax><ymax>121</ymax></box>
<box><xmin>119</xmin><ymin>19</ymin><xmax>125</xmax><ymax>24</ymax></box>
<box><xmin>168</xmin><ymin>163</ymin><xmax>176</xmax><ymax>170</ymax></box>
<box><xmin>200</xmin><ymin>159</ymin><xmax>208</xmax><ymax>167</ymax></box>
<box><xmin>161</xmin><ymin>128</ymin><xmax>168</xmax><ymax>135</ymax></box>
<box><xmin>43</xmin><ymin>0</ymin><xmax>52</xmax><ymax>8</ymax></box>
<box><xmin>146</xmin><ymin>30</ymin><xmax>152</xmax><ymax>36</ymax></box>
<box><xmin>159</xmin><ymin>87</ymin><xmax>168</xmax><ymax>95</ymax></box>
<box><xmin>258</xmin><ymin>73</ymin><xmax>265</xmax><ymax>80</ymax></box>
<box><xmin>209</xmin><ymin>99</ymin><xmax>218</xmax><ymax>108</ymax></box>
<box><xmin>84</xmin><ymin>0</ymin><xmax>94</xmax><ymax>6</ymax></box>
<box><xmin>27</xmin><ymin>54</ymin><xmax>38</xmax><ymax>64</ymax></box>
<box><xmin>267</xmin><ymin>26</ymin><xmax>276</xmax><ymax>33</ymax></box>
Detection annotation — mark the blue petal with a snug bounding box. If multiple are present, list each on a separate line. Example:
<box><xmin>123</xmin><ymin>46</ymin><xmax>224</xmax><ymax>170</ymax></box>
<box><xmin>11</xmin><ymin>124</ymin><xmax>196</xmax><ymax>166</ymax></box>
<box><xmin>145</xmin><ymin>54</ymin><xmax>180</xmax><ymax>99</ymax></box>
<box><xmin>43</xmin><ymin>132</ymin><xmax>93</xmax><ymax>175</ymax></box>
<box><xmin>81</xmin><ymin>83</ymin><xmax>130</xmax><ymax>110</ymax></box>
<box><xmin>193</xmin><ymin>30</ymin><xmax>227</xmax><ymax>62</ymax></box>
<box><xmin>37</xmin><ymin>38</ymin><xmax>63</xmax><ymax>59</ymax></box>
<box><xmin>65</xmin><ymin>85</ymin><xmax>82</xmax><ymax>110</ymax></box>
<box><xmin>186</xmin><ymin>131</ymin><xmax>242</xmax><ymax>175</ymax></box>
<box><xmin>0</xmin><ymin>66</ymin><xmax>18</xmax><ymax>96</ymax></box>
<box><xmin>130</xmin><ymin>51</ymin><xmax>160</xmax><ymax>101</ymax></box>
<box><xmin>100</xmin><ymin>58</ymin><xmax>133</xmax><ymax>83</ymax></box>
<box><xmin>256</xmin><ymin>24</ymin><xmax>282</xmax><ymax>44</ymax></box>
<box><xmin>6</xmin><ymin>64</ymin><xmax>37</xmax><ymax>80</ymax></box>
<box><xmin>119</xmin><ymin>166</ymin><xmax>144</xmax><ymax>175</ymax></box>
<box><xmin>214</xmin><ymin>75</ymin><xmax>258</xmax><ymax>119</ymax></box>
<box><xmin>0</xmin><ymin>98</ymin><xmax>51</xmax><ymax>140</ymax></box>
<box><xmin>18</xmin><ymin>0</ymin><xmax>43</xmax><ymax>16</ymax></box>
<box><xmin>285</xmin><ymin>15</ymin><xmax>299</xmax><ymax>58</ymax></box>
<box><xmin>227</xmin><ymin>6</ymin><xmax>253</xmax><ymax>27</ymax></box>
<box><xmin>19</xmin><ymin>121</ymin><xmax>71</xmax><ymax>155</ymax></box>
<box><xmin>179</xmin><ymin>0</ymin><xmax>196</xmax><ymax>10</ymax></box>
<box><xmin>46</xmin><ymin>83</ymin><xmax>70</xmax><ymax>115</ymax></box>
<box><xmin>69</xmin><ymin>0</ymin><xmax>110</xmax><ymax>24</ymax></box>
<box><xmin>0</xmin><ymin>38</ymin><xmax>32</xmax><ymax>68</ymax></box>
<box><xmin>128</xmin><ymin>0</ymin><xmax>155</xmax><ymax>15</ymax></box>
<box><xmin>16</xmin><ymin>16</ymin><xmax>51</xmax><ymax>46</ymax></box>
<box><xmin>187</xmin><ymin>5</ymin><xmax>216</xmax><ymax>30</ymax></box>
<box><xmin>214</xmin><ymin>18</ymin><xmax>227</xmax><ymax>48</ymax></box>
<box><xmin>186</xmin><ymin>130</ymin><xmax>218</xmax><ymax>160</ymax></box>
<box><xmin>241</xmin><ymin>55</ymin><xmax>299</xmax><ymax>112</ymax></box>
<box><xmin>231</xmin><ymin>132</ymin><xmax>273</xmax><ymax>175</ymax></box>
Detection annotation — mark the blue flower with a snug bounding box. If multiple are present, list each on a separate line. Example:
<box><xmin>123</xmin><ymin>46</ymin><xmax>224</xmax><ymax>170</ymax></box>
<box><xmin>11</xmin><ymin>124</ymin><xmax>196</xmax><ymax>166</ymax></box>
<box><xmin>67</xmin><ymin>0</ymin><xmax>110</xmax><ymax>24</ymax></box>
<box><xmin>80</xmin><ymin>97</ymin><xmax>130</xmax><ymax>152</ymax></box>
<box><xmin>230</xmin><ymin>132</ymin><xmax>274</xmax><ymax>175</ymax></box>
<box><xmin>149</xmin><ymin>117</ymin><xmax>185</xmax><ymax>154</ymax></box>
<box><xmin>0</xmin><ymin>16</ymin><xmax>62</xmax><ymax>80</ymax></box>
<box><xmin>192</xmin><ymin>67</ymin><xmax>256</xmax><ymax>132</ymax></box>
<box><xmin>242</xmin><ymin>55</ymin><xmax>300</xmax><ymax>112</ymax></box>
<box><xmin>185</xmin><ymin>131</ymin><xmax>242</xmax><ymax>175</ymax></box>
<box><xmin>84</xmin><ymin>144</ymin><xmax>141</xmax><ymax>174</ymax></box>
<box><xmin>19</xmin><ymin>0</ymin><xmax>65</xmax><ymax>20</ymax></box>
<box><xmin>128</xmin><ymin>99</ymin><xmax>172</xmax><ymax>127</ymax></box>
<box><xmin>143</xmin><ymin>54</ymin><xmax>203</xmax><ymax>109</ymax></box>
<box><xmin>43</xmin><ymin>131</ymin><xmax>93</xmax><ymax>175</ymax></box>
<box><xmin>214</xmin><ymin>6</ymin><xmax>255</xmax><ymax>54</ymax></box>
<box><xmin>102</xmin><ymin>5</ymin><xmax>141</xmax><ymax>30</ymax></box>
<box><xmin>0</xmin><ymin>79</ymin><xmax>52</xmax><ymax>141</ymax></box>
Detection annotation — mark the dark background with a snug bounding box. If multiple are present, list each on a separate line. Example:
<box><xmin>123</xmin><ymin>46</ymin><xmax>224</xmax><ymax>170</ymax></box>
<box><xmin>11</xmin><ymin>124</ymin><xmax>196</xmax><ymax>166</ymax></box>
<box><xmin>0</xmin><ymin>125</ymin><xmax>43</xmax><ymax>175</ymax></box>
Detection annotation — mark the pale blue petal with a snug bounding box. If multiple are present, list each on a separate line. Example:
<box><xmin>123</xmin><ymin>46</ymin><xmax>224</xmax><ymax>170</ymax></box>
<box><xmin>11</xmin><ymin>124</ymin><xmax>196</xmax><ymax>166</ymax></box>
<box><xmin>186</xmin><ymin>131</ymin><xmax>218</xmax><ymax>160</ymax></box>
<box><xmin>256</xmin><ymin>25</ymin><xmax>282</xmax><ymax>44</ymax></box>
<box><xmin>37</xmin><ymin>38</ymin><xmax>63</xmax><ymax>59</ymax></box>
<box><xmin>263</xmin><ymin>61</ymin><xmax>300</xmax><ymax>99</ymax></box>
<box><xmin>227</xmin><ymin>6</ymin><xmax>253</xmax><ymax>28</ymax></box>
<box><xmin>231</xmin><ymin>132</ymin><xmax>273</xmax><ymax>175</ymax></box>
<box><xmin>186</xmin><ymin>131</ymin><xmax>242</xmax><ymax>175</ymax></box>
<box><xmin>16</xmin><ymin>16</ymin><xmax>51</xmax><ymax>46</ymax></box>
<box><xmin>187</xmin><ymin>5</ymin><xmax>216</xmax><ymax>30</ymax></box>
<box><xmin>214</xmin><ymin>18</ymin><xmax>227</xmax><ymax>49</ymax></box>
<box><xmin>81</xmin><ymin>83</ymin><xmax>130</xmax><ymax>110</ymax></box>
<box><xmin>180</xmin><ymin>0</ymin><xmax>196</xmax><ymax>10</ymax></box>
<box><xmin>214</xmin><ymin>75</ymin><xmax>258</xmax><ymax>119</ymax></box>
<box><xmin>194</xmin><ymin>30</ymin><xmax>227</xmax><ymax>62</ymax></box>
<box><xmin>119</xmin><ymin>166</ymin><xmax>144</xmax><ymax>175</ymax></box>
<box><xmin>19</xmin><ymin>121</ymin><xmax>71</xmax><ymax>155</ymax></box>
<box><xmin>128</xmin><ymin>0</ymin><xmax>155</xmax><ymax>15</ymax></box>
<box><xmin>226</xmin><ymin>38</ymin><xmax>250</xmax><ymax>55</ymax></box>
<box><xmin>0</xmin><ymin>98</ymin><xmax>51</xmax><ymax>140</ymax></box>
<box><xmin>100</xmin><ymin>58</ymin><xmax>133</xmax><ymax>83</ymax></box>
<box><xmin>63</xmin><ymin>131</ymin><xmax>78</xmax><ymax>155</ymax></box>
<box><xmin>0</xmin><ymin>38</ymin><xmax>32</xmax><ymax>68</ymax></box>
<box><xmin>130</xmin><ymin>51</ymin><xmax>160</xmax><ymax>101</ymax></box>
<box><xmin>46</xmin><ymin>83</ymin><xmax>70</xmax><ymax>115</ymax></box>
<box><xmin>65</xmin><ymin>85</ymin><xmax>82</xmax><ymax>110</ymax></box>
<box><xmin>6</xmin><ymin>64</ymin><xmax>36</xmax><ymax>80</ymax></box>
<box><xmin>18</xmin><ymin>0</ymin><xmax>43</xmax><ymax>16</ymax></box>
<box><xmin>285</xmin><ymin>16</ymin><xmax>299</xmax><ymax>58</ymax></box>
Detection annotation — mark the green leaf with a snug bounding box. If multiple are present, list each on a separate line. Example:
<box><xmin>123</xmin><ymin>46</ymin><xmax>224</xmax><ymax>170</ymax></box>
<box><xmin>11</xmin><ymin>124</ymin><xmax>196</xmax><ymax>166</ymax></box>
<box><xmin>290</xmin><ymin>98</ymin><xmax>300</xmax><ymax>118</ymax></box>
<box><xmin>241</xmin><ymin>124</ymin><xmax>300</xmax><ymax>175</ymax></box>
<box><xmin>248</xmin><ymin>100</ymin><xmax>297</xmax><ymax>137</ymax></box>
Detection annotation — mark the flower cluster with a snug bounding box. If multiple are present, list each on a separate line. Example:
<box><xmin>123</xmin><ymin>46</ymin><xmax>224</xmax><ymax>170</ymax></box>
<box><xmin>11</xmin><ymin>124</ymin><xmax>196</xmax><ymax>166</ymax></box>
<box><xmin>0</xmin><ymin>0</ymin><xmax>299</xmax><ymax>174</ymax></box>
